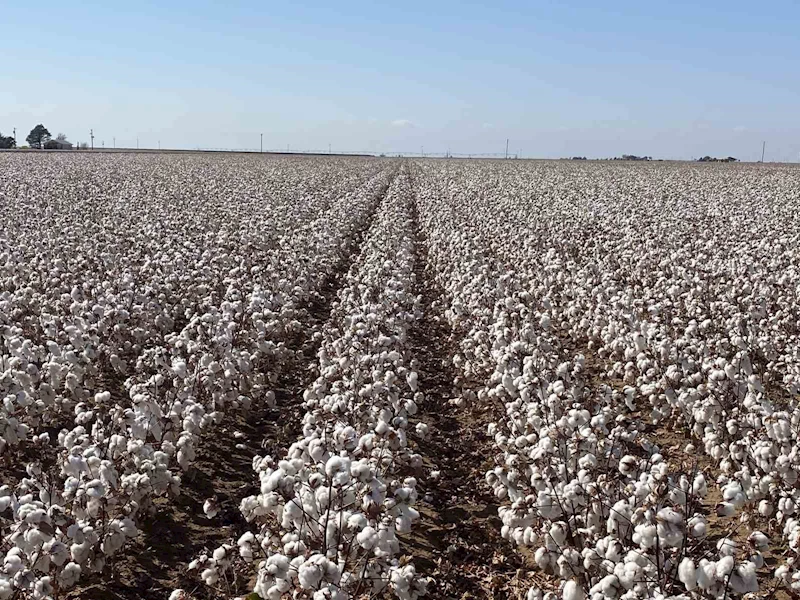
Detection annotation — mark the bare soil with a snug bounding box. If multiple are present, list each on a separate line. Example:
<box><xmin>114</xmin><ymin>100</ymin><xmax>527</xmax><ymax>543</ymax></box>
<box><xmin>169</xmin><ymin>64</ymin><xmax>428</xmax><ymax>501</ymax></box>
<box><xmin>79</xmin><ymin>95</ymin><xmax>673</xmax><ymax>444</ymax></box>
<box><xmin>398</xmin><ymin>188</ymin><xmax>535</xmax><ymax>599</ymax></box>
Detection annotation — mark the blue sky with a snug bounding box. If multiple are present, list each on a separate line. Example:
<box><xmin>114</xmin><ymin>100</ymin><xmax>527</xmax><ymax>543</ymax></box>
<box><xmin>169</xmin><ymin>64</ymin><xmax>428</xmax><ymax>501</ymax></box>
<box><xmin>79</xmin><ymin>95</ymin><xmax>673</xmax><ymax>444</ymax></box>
<box><xmin>2</xmin><ymin>0</ymin><xmax>799</xmax><ymax>160</ymax></box>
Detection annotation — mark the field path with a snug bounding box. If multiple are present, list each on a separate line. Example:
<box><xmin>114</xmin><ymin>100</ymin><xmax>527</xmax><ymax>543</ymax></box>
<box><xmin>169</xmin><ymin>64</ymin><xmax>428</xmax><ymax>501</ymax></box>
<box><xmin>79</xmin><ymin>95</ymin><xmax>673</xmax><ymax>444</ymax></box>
<box><xmin>400</xmin><ymin>178</ymin><xmax>535</xmax><ymax>599</ymax></box>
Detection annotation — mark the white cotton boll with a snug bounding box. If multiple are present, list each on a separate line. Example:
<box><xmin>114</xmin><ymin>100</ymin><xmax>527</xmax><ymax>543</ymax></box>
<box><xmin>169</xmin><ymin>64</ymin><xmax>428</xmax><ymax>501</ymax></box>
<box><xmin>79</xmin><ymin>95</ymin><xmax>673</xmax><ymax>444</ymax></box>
<box><xmin>406</xmin><ymin>371</ymin><xmax>418</xmax><ymax>392</ymax></box>
<box><xmin>716</xmin><ymin>555</ymin><xmax>734</xmax><ymax>579</ymax></box>
<box><xmin>562</xmin><ymin>580</ymin><xmax>585</xmax><ymax>600</ymax></box>
<box><xmin>716</xmin><ymin>502</ymin><xmax>737</xmax><ymax>517</ymax></box>
<box><xmin>549</xmin><ymin>522</ymin><xmax>568</xmax><ymax>546</ymax></box>
<box><xmin>717</xmin><ymin>538</ymin><xmax>737</xmax><ymax>556</ymax></box>
<box><xmin>172</xmin><ymin>361</ymin><xmax>188</xmax><ymax>379</ymax></box>
<box><xmin>449</xmin><ymin>396</ymin><xmax>466</xmax><ymax>408</ymax></box>
<box><xmin>729</xmin><ymin>561</ymin><xmax>758</xmax><ymax>594</ymax></box>
<box><xmin>691</xmin><ymin>473</ymin><xmax>707</xmax><ymax>497</ymax></box>
<box><xmin>527</xmin><ymin>587</ymin><xmax>543</xmax><ymax>600</ymax></box>
<box><xmin>415</xmin><ymin>423</ymin><xmax>429</xmax><ymax>438</ymax></box>
<box><xmin>748</xmin><ymin>531</ymin><xmax>769</xmax><ymax>550</ymax></box>
<box><xmin>298</xmin><ymin>557</ymin><xmax>324</xmax><ymax>589</ymax></box>
<box><xmin>780</xmin><ymin>497</ymin><xmax>796</xmax><ymax>515</ymax></box>
<box><xmin>688</xmin><ymin>515</ymin><xmax>707</xmax><ymax>539</ymax></box>
<box><xmin>696</xmin><ymin>559</ymin><xmax>716</xmax><ymax>589</ymax></box>
<box><xmin>33</xmin><ymin>576</ymin><xmax>53</xmax><ymax>600</ymax></box>
<box><xmin>633</xmin><ymin>333</ymin><xmax>646</xmax><ymax>352</ymax></box>
<box><xmin>212</xmin><ymin>546</ymin><xmax>226</xmax><ymax>562</ymax></box>
<box><xmin>357</xmin><ymin>526</ymin><xmax>377</xmax><ymax>549</ymax></box>
<box><xmin>203</xmin><ymin>497</ymin><xmax>219</xmax><ymax>519</ymax></box>
<box><xmin>168</xmin><ymin>591</ymin><xmax>186</xmax><ymax>600</ymax></box>
<box><xmin>679</xmin><ymin>558</ymin><xmax>697</xmax><ymax>591</ymax></box>
<box><xmin>775</xmin><ymin>564</ymin><xmax>791</xmax><ymax>585</ymax></box>
<box><xmin>58</xmin><ymin>562</ymin><xmax>81</xmax><ymax>588</ymax></box>
<box><xmin>405</xmin><ymin>400</ymin><xmax>419</xmax><ymax>417</ymax></box>
<box><xmin>618</xmin><ymin>455</ymin><xmax>637</xmax><ymax>476</ymax></box>
<box><xmin>71</xmin><ymin>541</ymin><xmax>90</xmax><ymax>564</ymax></box>
<box><xmin>0</xmin><ymin>577</ymin><xmax>11</xmax><ymax>600</ymax></box>
<box><xmin>201</xmin><ymin>567</ymin><xmax>219</xmax><ymax>586</ymax></box>
<box><xmin>44</xmin><ymin>539</ymin><xmax>69</xmax><ymax>567</ymax></box>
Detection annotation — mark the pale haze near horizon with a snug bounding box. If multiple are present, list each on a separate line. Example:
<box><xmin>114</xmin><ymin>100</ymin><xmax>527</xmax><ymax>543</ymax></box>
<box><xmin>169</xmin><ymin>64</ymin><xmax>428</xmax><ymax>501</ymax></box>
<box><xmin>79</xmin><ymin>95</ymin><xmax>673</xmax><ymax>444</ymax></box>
<box><xmin>3</xmin><ymin>0</ymin><xmax>798</xmax><ymax>161</ymax></box>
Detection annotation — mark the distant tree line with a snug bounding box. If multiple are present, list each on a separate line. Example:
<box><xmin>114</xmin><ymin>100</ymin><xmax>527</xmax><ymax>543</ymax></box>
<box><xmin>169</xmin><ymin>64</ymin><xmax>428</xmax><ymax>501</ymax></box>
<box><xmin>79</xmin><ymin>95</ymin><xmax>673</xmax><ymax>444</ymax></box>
<box><xmin>697</xmin><ymin>156</ymin><xmax>738</xmax><ymax>163</ymax></box>
<box><xmin>566</xmin><ymin>155</ymin><xmax>654</xmax><ymax>161</ymax></box>
<box><xmin>0</xmin><ymin>124</ymin><xmax>80</xmax><ymax>150</ymax></box>
<box><xmin>617</xmin><ymin>155</ymin><xmax>652</xmax><ymax>161</ymax></box>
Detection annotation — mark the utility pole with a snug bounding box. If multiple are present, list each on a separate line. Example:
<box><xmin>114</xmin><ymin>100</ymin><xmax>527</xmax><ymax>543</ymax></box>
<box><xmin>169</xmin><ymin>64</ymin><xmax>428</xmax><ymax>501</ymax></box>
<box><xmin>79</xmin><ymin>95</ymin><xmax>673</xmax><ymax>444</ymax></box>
<box><xmin>158</xmin><ymin>140</ymin><xmax>161</xmax><ymax>150</ymax></box>
<box><xmin>113</xmin><ymin>137</ymin><xmax>115</xmax><ymax>149</ymax></box>
<box><xmin>137</xmin><ymin>137</ymin><xmax>139</xmax><ymax>149</ymax></box>
<box><xmin>421</xmin><ymin>146</ymin><xmax>424</xmax><ymax>157</ymax></box>
<box><xmin>329</xmin><ymin>143</ymin><xmax>331</xmax><ymax>154</ymax></box>
<box><xmin>260</xmin><ymin>133</ymin><xmax>263</xmax><ymax>153</ymax></box>
<box><xmin>761</xmin><ymin>141</ymin><xmax>766</xmax><ymax>163</ymax></box>
<box><xmin>90</xmin><ymin>129</ymin><xmax>94</xmax><ymax>150</ymax></box>
<box><xmin>505</xmin><ymin>138</ymin><xmax>509</xmax><ymax>159</ymax></box>
<box><xmin>12</xmin><ymin>128</ymin><xmax>15</xmax><ymax>145</ymax></box>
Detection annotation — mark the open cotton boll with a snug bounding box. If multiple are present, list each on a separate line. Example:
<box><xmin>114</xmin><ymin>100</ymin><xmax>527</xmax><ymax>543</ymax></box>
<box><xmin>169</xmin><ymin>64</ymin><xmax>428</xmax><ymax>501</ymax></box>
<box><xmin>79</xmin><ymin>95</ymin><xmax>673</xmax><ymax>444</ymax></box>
<box><xmin>527</xmin><ymin>587</ymin><xmax>544</xmax><ymax>600</ymax></box>
<box><xmin>728</xmin><ymin>561</ymin><xmax>759</xmax><ymax>594</ymax></box>
<box><xmin>749</xmin><ymin>531</ymin><xmax>769</xmax><ymax>550</ymax></box>
<box><xmin>688</xmin><ymin>514</ymin><xmax>707</xmax><ymax>538</ymax></box>
<box><xmin>203</xmin><ymin>497</ymin><xmax>220</xmax><ymax>519</ymax></box>
<box><xmin>715</xmin><ymin>555</ymin><xmax>735</xmax><ymax>579</ymax></box>
<box><xmin>200</xmin><ymin>567</ymin><xmax>218</xmax><ymax>586</ymax></box>
<box><xmin>562</xmin><ymin>580</ymin><xmax>585</xmax><ymax>600</ymax></box>
<box><xmin>717</xmin><ymin>537</ymin><xmax>737</xmax><ymax>556</ymax></box>
<box><xmin>406</xmin><ymin>371</ymin><xmax>418</xmax><ymax>392</ymax></box>
<box><xmin>678</xmin><ymin>558</ymin><xmax>697</xmax><ymax>591</ymax></box>
<box><xmin>357</xmin><ymin>526</ymin><xmax>378</xmax><ymax>549</ymax></box>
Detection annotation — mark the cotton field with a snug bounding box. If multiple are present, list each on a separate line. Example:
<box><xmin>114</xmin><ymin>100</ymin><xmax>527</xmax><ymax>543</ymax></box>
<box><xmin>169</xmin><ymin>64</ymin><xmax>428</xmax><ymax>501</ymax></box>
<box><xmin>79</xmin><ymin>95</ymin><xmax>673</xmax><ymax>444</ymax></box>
<box><xmin>1</xmin><ymin>153</ymin><xmax>800</xmax><ymax>600</ymax></box>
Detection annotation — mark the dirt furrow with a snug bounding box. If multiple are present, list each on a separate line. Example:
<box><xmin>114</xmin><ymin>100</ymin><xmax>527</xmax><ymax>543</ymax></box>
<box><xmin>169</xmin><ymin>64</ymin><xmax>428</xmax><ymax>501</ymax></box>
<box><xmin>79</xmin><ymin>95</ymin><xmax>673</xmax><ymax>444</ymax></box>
<box><xmin>401</xmin><ymin>183</ymin><xmax>534</xmax><ymax>600</ymax></box>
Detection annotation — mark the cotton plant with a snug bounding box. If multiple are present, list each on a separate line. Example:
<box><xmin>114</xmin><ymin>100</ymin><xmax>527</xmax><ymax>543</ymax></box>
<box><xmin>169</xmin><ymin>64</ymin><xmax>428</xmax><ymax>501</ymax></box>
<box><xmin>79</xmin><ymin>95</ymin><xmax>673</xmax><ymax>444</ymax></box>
<box><xmin>188</xmin><ymin>170</ymin><xmax>430</xmax><ymax>599</ymax></box>
<box><xmin>6</xmin><ymin>146</ymin><xmax>800</xmax><ymax>600</ymax></box>
<box><xmin>0</xmin><ymin>154</ymin><xmax>401</xmax><ymax>598</ymax></box>
<box><xmin>409</xmin><ymin>159</ymin><xmax>800</xmax><ymax>598</ymax></box>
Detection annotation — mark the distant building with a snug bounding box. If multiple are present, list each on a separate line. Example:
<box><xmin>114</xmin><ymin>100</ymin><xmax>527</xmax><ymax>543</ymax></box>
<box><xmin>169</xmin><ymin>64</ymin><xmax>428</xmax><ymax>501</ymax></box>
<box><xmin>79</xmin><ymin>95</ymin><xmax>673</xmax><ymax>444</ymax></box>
<box><xmin>45</xmin><ymin>139</ymin><xmax>73</xmax><ymax>150</ymax></box>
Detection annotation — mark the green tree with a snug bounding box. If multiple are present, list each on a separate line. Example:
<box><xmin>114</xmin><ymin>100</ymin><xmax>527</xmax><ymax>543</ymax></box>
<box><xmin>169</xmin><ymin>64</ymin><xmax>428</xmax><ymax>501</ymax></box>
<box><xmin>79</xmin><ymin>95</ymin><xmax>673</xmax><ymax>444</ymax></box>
<box><xmin>26</xmin><ymin>124</ymin><xmax>51</xmax><ymax>149</ymax></box>
<box><xmin>0</xmin><ymin>133</ymin><xmax>15</xmax><ymax>149</ymax></box>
